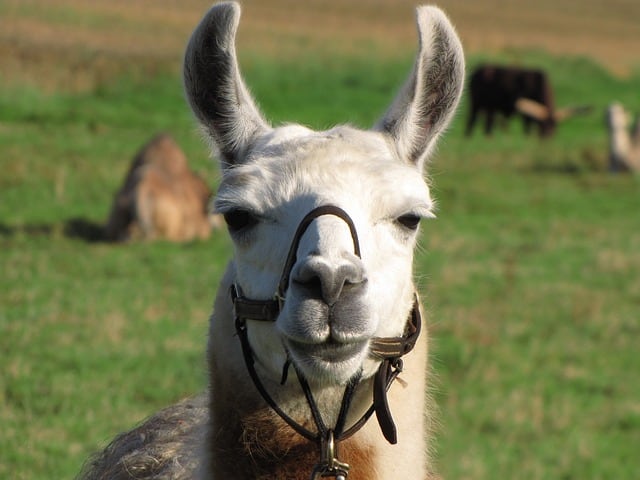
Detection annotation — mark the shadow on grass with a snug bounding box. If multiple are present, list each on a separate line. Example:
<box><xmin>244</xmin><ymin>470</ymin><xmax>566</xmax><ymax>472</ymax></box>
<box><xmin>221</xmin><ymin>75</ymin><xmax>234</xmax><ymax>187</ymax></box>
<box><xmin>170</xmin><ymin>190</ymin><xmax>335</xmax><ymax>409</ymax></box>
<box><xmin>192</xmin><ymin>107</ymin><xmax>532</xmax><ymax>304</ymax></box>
<box><xmin>0</xmin><ymin>218</ymin><xmax>107</xmax><ymax>243</ymax></box>
<box><xmin>527</xmin><ymin>147</ymin><xmax>609</xmax><ymax>174</ymax></box>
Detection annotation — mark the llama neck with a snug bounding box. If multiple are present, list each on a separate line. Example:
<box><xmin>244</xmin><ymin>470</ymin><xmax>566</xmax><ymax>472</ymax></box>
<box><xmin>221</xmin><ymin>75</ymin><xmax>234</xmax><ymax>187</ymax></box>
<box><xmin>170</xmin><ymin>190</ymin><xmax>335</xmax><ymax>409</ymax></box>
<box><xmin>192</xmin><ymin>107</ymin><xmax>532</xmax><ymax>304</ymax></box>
<box><xmin>207</xmin><ymin>365</ymin><xmax>377</xmax><ymax>480</ymax></box>
<box><xmin>205</xmin><ymin>268</ymin><xmax>378</xmax><ymax>479</ymax></box>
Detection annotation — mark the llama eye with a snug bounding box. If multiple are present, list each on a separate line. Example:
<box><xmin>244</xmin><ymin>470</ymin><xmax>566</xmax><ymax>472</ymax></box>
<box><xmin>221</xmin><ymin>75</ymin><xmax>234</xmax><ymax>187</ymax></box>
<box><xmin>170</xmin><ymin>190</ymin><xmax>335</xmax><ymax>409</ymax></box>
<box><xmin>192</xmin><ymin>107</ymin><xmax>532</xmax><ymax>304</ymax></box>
<box><xmin>396</xmin><ymin>214</ymin><xmax>421</xmax><ymax>230</ymax></box>
<box><xmin>223</xmin><ymin>209</ymin><xmax>258</xmax><ymax>232</ymax></box>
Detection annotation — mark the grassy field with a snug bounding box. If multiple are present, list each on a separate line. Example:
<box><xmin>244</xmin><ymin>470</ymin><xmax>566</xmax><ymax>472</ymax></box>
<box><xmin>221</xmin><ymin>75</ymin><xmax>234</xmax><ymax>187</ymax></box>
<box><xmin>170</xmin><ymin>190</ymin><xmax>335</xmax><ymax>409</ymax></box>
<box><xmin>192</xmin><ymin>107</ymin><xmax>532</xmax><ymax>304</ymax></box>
<box><xmin>1</xmin><ymin>1</ymin><xmax>640</xmax><ymax>479</ymax></box>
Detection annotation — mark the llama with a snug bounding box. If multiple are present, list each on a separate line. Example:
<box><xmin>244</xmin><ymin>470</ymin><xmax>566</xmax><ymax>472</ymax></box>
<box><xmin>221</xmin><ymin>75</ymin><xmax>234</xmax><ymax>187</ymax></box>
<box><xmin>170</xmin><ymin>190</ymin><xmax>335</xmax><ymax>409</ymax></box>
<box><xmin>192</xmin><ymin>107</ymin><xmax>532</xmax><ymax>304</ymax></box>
<box><xmin>465</xmin><ymin>64</ymin><xmax>591</xmax><ymax>138</ymax></box>
<box><xmin>79</xmin><ymin>2</ymin><xmax>464</xmax><ymax>479</ymax></box>
<box><xmin>466</xmin><ymin>65</ymin><xmax>558</xmax><ymax>137</ymax></box>
<box><xmin>105</xmin><ymin>133</ymin><xmax>222</xmax><ymax>242</ymax></box>
<box><xmin>606</xmin><ymin>102</ymin><xmax>640</xmax><ymax>172</ymax></box>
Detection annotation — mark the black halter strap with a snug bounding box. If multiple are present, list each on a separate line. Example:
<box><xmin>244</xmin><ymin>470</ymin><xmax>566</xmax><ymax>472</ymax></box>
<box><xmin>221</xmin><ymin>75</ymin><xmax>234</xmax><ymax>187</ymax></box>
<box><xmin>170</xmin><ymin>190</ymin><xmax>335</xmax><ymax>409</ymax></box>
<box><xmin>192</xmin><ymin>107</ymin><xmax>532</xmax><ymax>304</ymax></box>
<box><xmin>230</xmin><ymin>205</ymin><xmax>422</xmax><ymax>477</ymax></box>
<box><xmin>232</xmin><ymin>205</ymin><xmax>360</xmax><ymax>320</ymax></box>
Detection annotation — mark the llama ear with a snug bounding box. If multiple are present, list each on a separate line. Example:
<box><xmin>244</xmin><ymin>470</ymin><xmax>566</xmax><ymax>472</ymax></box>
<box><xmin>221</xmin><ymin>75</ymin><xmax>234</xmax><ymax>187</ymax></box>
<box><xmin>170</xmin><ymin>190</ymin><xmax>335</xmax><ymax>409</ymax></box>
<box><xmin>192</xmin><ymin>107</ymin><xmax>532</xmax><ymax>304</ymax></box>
<box><xmin>374</xmin><ymin>6</ymin><xmax>465</xmax><ymax>171</ymax></box>
<box><xmin>183</xmin><ymin>2</ymin><xmax>270</xmax><ymax>167</ymax></box>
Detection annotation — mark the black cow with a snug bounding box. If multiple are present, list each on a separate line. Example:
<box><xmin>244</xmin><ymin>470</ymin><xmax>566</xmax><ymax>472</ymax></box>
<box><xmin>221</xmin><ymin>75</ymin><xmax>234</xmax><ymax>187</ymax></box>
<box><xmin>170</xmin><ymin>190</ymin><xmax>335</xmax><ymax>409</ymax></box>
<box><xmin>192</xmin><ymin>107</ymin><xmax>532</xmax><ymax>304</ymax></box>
<box><xmin>466</xmin><ymin>64</ymin><xmax>556</xmax><ymax>137</ymax></box>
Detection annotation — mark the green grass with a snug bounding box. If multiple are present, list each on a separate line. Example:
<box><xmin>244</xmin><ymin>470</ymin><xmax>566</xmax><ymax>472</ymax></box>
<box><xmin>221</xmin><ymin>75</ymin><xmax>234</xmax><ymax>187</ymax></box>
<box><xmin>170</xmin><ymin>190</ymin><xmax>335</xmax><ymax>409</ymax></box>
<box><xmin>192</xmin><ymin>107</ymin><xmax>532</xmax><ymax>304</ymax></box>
<box><xmin>1</xmin><ymin>52</ymin><xmax>639</xmax><ymax>479</ymax></box>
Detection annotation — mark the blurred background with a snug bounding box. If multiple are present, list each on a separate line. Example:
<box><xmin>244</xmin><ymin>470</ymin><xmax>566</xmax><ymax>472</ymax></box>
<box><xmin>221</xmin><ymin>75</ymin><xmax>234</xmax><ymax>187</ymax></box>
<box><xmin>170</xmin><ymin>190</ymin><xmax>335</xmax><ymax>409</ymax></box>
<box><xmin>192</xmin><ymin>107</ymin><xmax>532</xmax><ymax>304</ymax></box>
<box><xmin>1</xmin><ymin>1</ymin><xmax>639</xmax><ymax>478</ymax></box>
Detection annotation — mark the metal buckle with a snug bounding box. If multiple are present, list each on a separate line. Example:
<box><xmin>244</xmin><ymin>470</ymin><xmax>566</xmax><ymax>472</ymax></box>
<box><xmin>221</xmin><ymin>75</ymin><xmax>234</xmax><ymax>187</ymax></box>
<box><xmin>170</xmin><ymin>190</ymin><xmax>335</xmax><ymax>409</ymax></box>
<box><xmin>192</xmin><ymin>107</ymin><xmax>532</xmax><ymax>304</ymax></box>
<box><xmin>274</xmin><ymin>290</ymin><xmax>286</xmax><ymax>312</ymax></box>
<box><xmin>230</xmin><ymin>283</ymin><xmax>246</xmax><ymax>331</ymax></box>
<box><xmin>310</xmin><ymin>430</ymin><xmax>350</xmax><ymax>480</ymax></box>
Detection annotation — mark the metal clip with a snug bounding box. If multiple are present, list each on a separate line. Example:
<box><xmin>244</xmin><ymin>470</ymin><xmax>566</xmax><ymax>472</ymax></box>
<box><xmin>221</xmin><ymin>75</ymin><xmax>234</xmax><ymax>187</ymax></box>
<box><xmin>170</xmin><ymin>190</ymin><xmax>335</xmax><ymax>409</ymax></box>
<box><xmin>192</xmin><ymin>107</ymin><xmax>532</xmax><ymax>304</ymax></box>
<box><xmin>273</xmin><ymin>290</ymin><xmax>286</xmax><ymax>312</ymax></box>
<box><xmin>310</xmin><ymin>430</ymin><xmax>350</xmax><ymax>480</ymax></box>
<box><xmin>231</xmin><ymin>284</ymin><xmax>246</xmax><ymax>332</ymax></box>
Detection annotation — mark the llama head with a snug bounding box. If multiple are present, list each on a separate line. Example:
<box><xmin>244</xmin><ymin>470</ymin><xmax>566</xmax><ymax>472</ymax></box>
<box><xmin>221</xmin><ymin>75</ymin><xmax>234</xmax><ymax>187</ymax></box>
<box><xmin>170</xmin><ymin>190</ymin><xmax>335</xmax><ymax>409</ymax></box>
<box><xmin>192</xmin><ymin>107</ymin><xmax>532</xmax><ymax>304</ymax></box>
<box><xmin>184</xmin><ymin>2</ymin><xmax>464</xmax><ymax>385</ymax></box>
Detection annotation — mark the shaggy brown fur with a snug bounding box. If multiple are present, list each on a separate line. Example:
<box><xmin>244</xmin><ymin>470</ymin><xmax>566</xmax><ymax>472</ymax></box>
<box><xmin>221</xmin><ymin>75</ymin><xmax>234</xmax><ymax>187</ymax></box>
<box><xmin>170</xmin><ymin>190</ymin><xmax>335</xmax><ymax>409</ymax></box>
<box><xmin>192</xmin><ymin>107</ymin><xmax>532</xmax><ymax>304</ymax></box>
<box><xmin>206</xmin><ymin>394</ymin><xmax>377</xmax><ymax>480</ymax></box>
<box><xmin>77</xmin><ymin>393</ymin><xmax>378</xmax><ymax>480</ymax></box>
<box><xmin>241</xmin><ymin>409</ymin><xmax>376</xmax><ymax>480</ymax></box>
<box><xmin>105</xmin><ymin>133</ymin><xmax>220</xmax><ymax>242</ymax></box>
<box><xmin>77</xmin><ymin>394</ymin><xmax>208</xmax><ymax>480</ymax></box>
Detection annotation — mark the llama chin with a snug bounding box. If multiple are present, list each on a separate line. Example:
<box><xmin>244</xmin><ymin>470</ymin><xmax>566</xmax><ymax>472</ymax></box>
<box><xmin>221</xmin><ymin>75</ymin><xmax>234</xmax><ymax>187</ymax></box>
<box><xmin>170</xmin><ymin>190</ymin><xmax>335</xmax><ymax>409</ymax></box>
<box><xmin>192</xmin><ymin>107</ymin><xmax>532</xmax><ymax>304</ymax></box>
<box><xmin>285</xmin><ymin>338</ymin><xmax>370</xmax><ymax>383</ymax></box>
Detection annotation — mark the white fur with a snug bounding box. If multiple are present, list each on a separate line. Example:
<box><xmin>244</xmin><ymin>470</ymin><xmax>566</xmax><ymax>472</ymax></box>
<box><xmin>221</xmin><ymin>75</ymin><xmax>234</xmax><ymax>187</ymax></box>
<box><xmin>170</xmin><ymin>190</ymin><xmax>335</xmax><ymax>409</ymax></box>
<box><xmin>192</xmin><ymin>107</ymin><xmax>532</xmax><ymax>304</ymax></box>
<box><xmin>214</xmin><ymin>127</ymin><xmax>432</xmax><ymax>385</ymax></box>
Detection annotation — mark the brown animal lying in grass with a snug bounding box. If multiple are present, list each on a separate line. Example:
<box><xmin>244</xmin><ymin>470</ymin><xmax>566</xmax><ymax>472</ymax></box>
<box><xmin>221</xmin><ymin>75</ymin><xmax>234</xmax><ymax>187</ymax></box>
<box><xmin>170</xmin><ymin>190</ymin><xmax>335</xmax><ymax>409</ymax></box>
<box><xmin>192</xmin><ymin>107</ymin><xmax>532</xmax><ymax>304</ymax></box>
<box><xmin>105</xmin><ymin>133</ymin><xmax>221</xmax><ymax>242</ymax></box>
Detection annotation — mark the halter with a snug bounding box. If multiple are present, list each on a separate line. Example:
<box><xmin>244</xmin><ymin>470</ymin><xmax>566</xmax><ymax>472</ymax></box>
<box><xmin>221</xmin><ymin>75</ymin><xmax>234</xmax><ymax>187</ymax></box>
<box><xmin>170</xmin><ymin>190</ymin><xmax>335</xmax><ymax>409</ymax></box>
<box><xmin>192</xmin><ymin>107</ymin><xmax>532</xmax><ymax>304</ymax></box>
<box><xmin>231</xmin><ymin>205</ymin><xmax>421</xmax><ymax>480</ymax></box>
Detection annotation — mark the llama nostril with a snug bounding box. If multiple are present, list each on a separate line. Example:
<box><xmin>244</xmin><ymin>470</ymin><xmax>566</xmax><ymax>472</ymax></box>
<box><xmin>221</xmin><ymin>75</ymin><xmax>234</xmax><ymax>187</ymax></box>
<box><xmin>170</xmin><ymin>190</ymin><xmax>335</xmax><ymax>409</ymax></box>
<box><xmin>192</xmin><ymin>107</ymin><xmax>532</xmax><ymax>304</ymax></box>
<box><xmin>294</xmin><ymin>274</ymin><xmax>324</xmax><ymax>300</ymax></box>
<box><xmin>293</xmin><ymin>256</ymin><xmax>365</xmax><ymax>306</ymax></box>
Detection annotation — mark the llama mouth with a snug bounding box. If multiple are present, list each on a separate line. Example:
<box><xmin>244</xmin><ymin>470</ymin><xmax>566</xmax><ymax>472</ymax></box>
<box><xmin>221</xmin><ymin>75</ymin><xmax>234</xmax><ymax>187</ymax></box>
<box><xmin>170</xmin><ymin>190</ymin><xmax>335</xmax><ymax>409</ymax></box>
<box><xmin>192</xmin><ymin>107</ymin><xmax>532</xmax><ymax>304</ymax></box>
<box><xmin>286</xmin><ymin>339</ymin><xmax>368</xmax><ymax>364</ymax></box>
